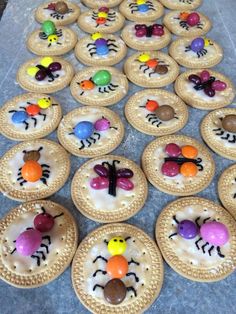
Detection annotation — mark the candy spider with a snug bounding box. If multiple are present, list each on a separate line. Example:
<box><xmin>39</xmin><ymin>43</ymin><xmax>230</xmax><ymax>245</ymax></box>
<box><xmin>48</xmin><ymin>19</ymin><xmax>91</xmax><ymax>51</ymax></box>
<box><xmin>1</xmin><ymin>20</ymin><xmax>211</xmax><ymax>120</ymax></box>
<box><xmin>27</xmin><ymin>57</ymin><xmax>61</xmax><ymax>82</ymax></box>
<box><xmin>10</xmin><ymin>206</ymin><xmax>63</xmax><ymax>266</ymax></box>
<box><xmin>92</xmin><ymin>7</ymin><xmax>116</xmax><ymax>27</ymax></box>
<box><xmin>185</xmin><ymin>37</ymin><xmax>213</xmax><ymax>58</ymax></box>
<box><xmin>213</xmin><ymin>115</ymin><xmax>236</xmax><ymax>144</ymax></box>
<box><xmin>77</xmin><ymin>70</ymin><xmax>119</xmax><ymax>95</ymax></box>
<box><xmin>129</xmin><ymin>0</ymin><xmax>156</xmax><ymax>14</ymax></box>
<box><xmin>174</xmin><ymin>12</ymin><xmax>203</xmax><ymax>30</ymax></box>
<box><xmin>44</xmin><ymin>2</ymin><xmax>73</xmax><ymax>20</ymax></box>
<box><xmin>169</xmin><ymin>215</ymin><xmax>229</xmax><ymax>258</ymax></box>
<box><xmin>92</xmin><ymin>236</ymin><xmax>140</xmax><ymax>305</ymax></box>
<box><xmin>17</xmin><ymin>147</ymin><xmax>51</xmax><ymax>186</ymax></box>
<box><xmin>69</xmin><ymin>117</ymin><xmax>117</xmax><ymax>150</ymax></box>
<box><xmin>137</xmin><ymin>53</ymin><xmax>169</xmax><ymax>77</ymax></box>
<box><xmin>39</xmin><ymin>29</ymin><xmax>63</xmax><ymax>47</ymax></box>
<box><xmin>87</xmin><ymin>32</ymin><xmax>118</xmax><ymax>57</ymax></box>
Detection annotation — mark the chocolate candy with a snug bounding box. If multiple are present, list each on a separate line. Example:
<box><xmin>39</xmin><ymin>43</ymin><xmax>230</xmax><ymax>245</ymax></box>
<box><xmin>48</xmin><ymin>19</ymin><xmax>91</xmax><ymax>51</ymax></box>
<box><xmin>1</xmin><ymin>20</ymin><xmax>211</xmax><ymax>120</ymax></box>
<box><xmin>155</xmin><ymin>105</ymin><xmax>175</xmax><ymax>121</ymax></box>
<box><xmin>104</xmin><ymin>279</ymin><xmax>126</xmax><ymax>305</ymax></box>
<box><xmin>55</xmin><ymin>1</ymin><xmax>69</xmax><ymax>14</ymax></box>
<box><xmin>23</xmin><ymin>150</ymin><xmax>41</xmax><ymax>162</ymax></box>
<box><xmin>155</xmin><ymin>65</ymin><xmax>168</xmax><ymax>74</ymax></box>
<box><xmin>222</xmin><ymin>115</ymin><xmax>236</xmax><ymax>133</ymax></box>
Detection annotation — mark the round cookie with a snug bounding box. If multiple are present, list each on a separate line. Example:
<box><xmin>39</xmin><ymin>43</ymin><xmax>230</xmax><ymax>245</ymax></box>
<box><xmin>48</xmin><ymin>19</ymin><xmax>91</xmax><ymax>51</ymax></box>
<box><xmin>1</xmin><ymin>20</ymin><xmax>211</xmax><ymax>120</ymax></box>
<box><xmin>57</xmin><ymin>106</ymin><xmax>124</xmax><ymax>157</ymax></box>
<box><xmin>201</xmin><ymin>108</ymin><xmax>236</xmax><ymax>160</ymax></box>
<box><xmin>81</xmin><ymin>0</ymin><xmax>123</xmax><ymax>8</ymax></box>
<box><xmin>27</xmin><ymin>22</ymin><xmax>77</xmax><ymax>56</ymax></box>
<box><xmin>163</xmin><ymin>11</ymin><xmax>211</xmax><ymax>37</ymax></box>
<box><xmin>71</xmin><ymin>155</ymin><xmax>148</xmax><ymax>222</ymax></box>
<box><xmin>142</xmin><ymin>135</ymin><xmax>215</xmax><ymax>196</ymax></box>
<box><xmin>75</xmin><ymin>33</ymin><xmax>127</xmax><ymax>66</ymax></box>
<box><xmin>0</xmin><ymin>139</ymin><xmax>70</xmax><ymax>202</ymax></box>
<box><xmin>218</xmin><ymin>164</ymin><xmax>236</xmax><ymax>220</ymax></box>
<box><xmin>124</xmin><ymin>51</ymin><xmax>179</xmax><ymax>88</ymax></box>
<box><xmin>0</xmin><ymin>200</ymin><xmax>78</xmax><ymax>288</ymax></box>
<box><xmin>17</xmin><ymin>56</ymin><xmax>74</xmax><ymax>93</ymax></box>
<box><xmin>72</xmin><ymin>223</ymin><xmax>164</xmax><ymax>313</ymax></box>
<box><xmin>121</xmin><ymin>23</ymin><xmax>171</xmax><ymax>51</ymax></box>
<box><xmin>35</xmin><ymin>1</ymin><xmax>81</xmax><ymax>26</ymax></box>
<box><xmin>175</xmin><ymin>69</ymin><xmax>235</xmax><ymax>110</ymax></box>
<box><xmin>70</xmin><ymin>67</ymin><xmax>129</xmax><ymax>106</ymax></box>
<box><xmin>77</xmin><ymin>7</ymin><xmax>125</xmax><ymax>34</ymax></box>
<box><xmin>156</xmin><ymin>197</ymin><xmax>236</xmax><ymax>282</ymax></box>
<box><xmin>124</xmin><ymin>89</ymin><xmax>188</xmax><ymax>136</ymax></box>
<box><xmin>119</xmin><ymin>0</ymin><xmax>164</xmax><ymax>22</ymax></box>
<box><xmin>159</xmin><ymin>0</ymin><xmax>202</xmax><ymax>10</ymax></box>
<box><xmin>0</xmin><ymin>93</ymin><xmax>62</xmax><ymax>141</ymax></box>
<box><xmin>169</xmin><ymin>37</ymin><xmax>223</xmax><ymax>68</ymax></box>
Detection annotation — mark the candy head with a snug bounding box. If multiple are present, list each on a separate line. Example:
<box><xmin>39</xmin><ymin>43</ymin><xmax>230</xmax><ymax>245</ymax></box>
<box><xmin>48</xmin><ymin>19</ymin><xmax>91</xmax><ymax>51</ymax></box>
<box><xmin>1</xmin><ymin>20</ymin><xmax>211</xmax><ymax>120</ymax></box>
<box><xmin>79</xmin><ymin>80</ymin><xmax>95</xmax><ymax>91</ymax></box>
<box><xmin>179</xmin><ymin>12</ymin><xmax>189</xmax><ymax>21</ymax></box>
<box><xmin>138</xmin><ymin>53</ymin><xmax>150</xmax><ymax>63</ymax></box>
<box><xmin>190</xmin><ymin>37</ymin><xmax>205</xmax><ymax>52</ymax></box>
<box><xmin>15</xmin><ymin>229</ymin><xmax>42</xmax><ymax>256</ymax></box>
<box><xmin>23</xmin><ymin>150</ymin><xmax>41</xmax><ymax>162</ymax></box>
<box><xmin>34</xmin><ymin>212</ymin><xmax>54</xmax><ymax>232</ymax></box>
<box><xmin>38</xmin><ymin>97</ymin><xmax>52</xmax><ymax>109</ymax></box>
<box><xmin>108</xmin><ymin>237</ymin><xmax>127</xmax><ymax>255</ymax></box>
<box><xmin>94</xmin><ymin>117</ymin><xmax>110</xmax><ymax>131</ymax></box>
<box><xmin>48</xmin><ymin>34</ymin><xmax>58</xmax><ymax>44</ymax></box>
<box><xmin>145</xmin><ymin>99</ymin><xmax>159</xmax><ymax>112</ymax></box>
<box><xmin>91</xmin><ymin>32</ymin><xmax>103</xmax><ymax>41</ymax></box>
<box><xmin>74</xmin><ymin>121</ymin><xmax>94</xmax><ymax>139</ymax></box>
<box><xmin>178</xmin><ymin>220</ymin><xmax>199</xmax><ymax>239</ymax></box>
<box><xmin>200</xmin><ymin>221</ymin><xmax>229</xmax><ymax>246</ymax></box>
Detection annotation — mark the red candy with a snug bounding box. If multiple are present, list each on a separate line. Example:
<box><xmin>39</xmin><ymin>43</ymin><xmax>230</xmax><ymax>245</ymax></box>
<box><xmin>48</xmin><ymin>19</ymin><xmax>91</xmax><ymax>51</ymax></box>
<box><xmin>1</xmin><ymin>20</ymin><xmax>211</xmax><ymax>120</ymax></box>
<box><xmin>187</xmin><ymin>12</ymin><xmax>200</xmax><ymax>26</ymax></box>
<box><xmin>161</xmin><ymin>161</ymin><xmax>180</xmax><ymax>177</ymax></box>
<box><xmin>211</xmin><ymin>80</ymin><xmax>227</xmax><ymax>91</ymax></box>
<box><xmin>34</xmin><ymin>213</ymin><xmax>54</xmax><ymax>232</ymax></box>
<box><xmin>90</xmin><ymin>177</ymin><xmax>109</xmax><ymax>189</ymax></box>
<box><xmin>165</xmin><ymin>143</ymin><xmax>181</xmax><ymax>157</ymax></box>
<box><xmin>200</xmin><ymin>70</ymin><xmax>210</xmax><ymax>82</ymax></box>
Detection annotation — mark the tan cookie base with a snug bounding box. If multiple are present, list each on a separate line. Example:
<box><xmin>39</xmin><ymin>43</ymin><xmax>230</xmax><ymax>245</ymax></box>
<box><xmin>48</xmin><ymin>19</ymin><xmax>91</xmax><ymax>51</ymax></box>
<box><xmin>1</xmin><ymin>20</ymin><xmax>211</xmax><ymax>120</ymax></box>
<box><xmin>82</xmin><ymin>0</ymin><xmax>123</xmax><ymax>8</ymax></box>
<box><xmin>159</xmin><ymin>0</ymin><xmax>202</xmax><ymax>10</ymax></box>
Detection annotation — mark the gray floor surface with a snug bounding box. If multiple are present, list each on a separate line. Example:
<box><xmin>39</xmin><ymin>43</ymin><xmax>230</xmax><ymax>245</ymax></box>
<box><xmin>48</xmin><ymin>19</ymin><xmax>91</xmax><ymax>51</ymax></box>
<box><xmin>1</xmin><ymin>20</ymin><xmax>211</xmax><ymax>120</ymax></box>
<box><xmin>0</xmin><ymin>0</ymin><xmax>236</xmax><ymax>313</ymax></box>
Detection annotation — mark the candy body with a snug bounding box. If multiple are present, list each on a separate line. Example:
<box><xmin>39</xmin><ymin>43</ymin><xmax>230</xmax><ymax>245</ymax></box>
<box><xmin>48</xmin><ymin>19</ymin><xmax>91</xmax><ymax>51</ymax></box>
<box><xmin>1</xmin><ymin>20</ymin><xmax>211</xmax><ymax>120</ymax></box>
<box><xmin>42</xmin><ymin>20</ymin><xmax>56</xmax><ymax>36</ymax></box>
<box><xmin>34</xmin><ymin>213</ymin><xmax>54</xmax><ymax>232</ymax></box>
<box><xmin>12</xmin><ymin>111</ymin><xmax>28</xmax><ymax>123</ymax></box>
<box><xmin>178</xmin><ymin>220</ymin><xmax>199</xmax><ymax>239</ymax></box>
<box><xmin>139</xmin><ymin>4</ymin><xmax>148</xmax><ymax>12</ymax></box>
<box><xmin>15</xmin><ymin>229</ymin><xmax>42</xmax><ymax>256</ymax></box>
<box><xmin>187</xmin><ymin>13</ymin><xmax>200</xmax><ymax>26</ymax></box>
<box><xmin>21</xmin><ymin>161</ymin><xmax>43</xmax><ymax>182</ymax></box>
<box><xmin>55</xmin><ymin>1</ymin><xmax>69</xmax><ymax>14</ymax></box>
<box><xmin>161</xmin><ymin>161</ymin><xmax>180</xmax><ymax>177</ymax></box>
<box><xmin>74</xmin><ymin>121</ymin><xmax>94</xmax><ymax>139</ymax></box>
<box><xmin>222</xmin><ymin>115</ymin><xmax>236</xmax><ymax>133</ymax></box>
<box><xmin>106</xmin><ymin>255</ymin><xmax>128</xmax><ymax>279</ymax></box>
<box><xmin>190</xmin><ymin>37</ymin><xmax>204</xmax><ymax>52</ymax></box>
<box><xmin>92</xmin><ymin>70</ymin><xmax>111</xmax><ymax>86</ymax></box>
<box><xmin>200</xmin><ymin>221</ymin><xmax>229</xmax><ymax>246</ymax></box>
<box><xmin>104</xmin><ymin>279</ymin><xmax>126</xmax><ymax>305</ymax></box>
<box><xmin>155</xmin><ymin>105</ymin><xmax>175</xmax><ymax>121</ymax></box>
<box><xmin>26</xmin><ymin>105</ymin><xmax>40</xmax><ymax>116</ymax></box>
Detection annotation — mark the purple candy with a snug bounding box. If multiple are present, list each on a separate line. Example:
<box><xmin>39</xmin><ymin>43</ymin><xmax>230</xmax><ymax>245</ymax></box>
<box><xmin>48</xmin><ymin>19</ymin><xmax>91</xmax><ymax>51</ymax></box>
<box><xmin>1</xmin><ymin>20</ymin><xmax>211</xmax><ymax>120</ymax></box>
<box><xmin>190</xmin><ymin>37</ymin><xmax>204</xmax><ymax>52</ymax></box>
<box><xmin>200</xmin><ymin>70</ymin><xmax>210</xmax><ymax>82</ymax></box>
<box><xmin>165</xmin><ymin>143</ymin><xmax>181</xmax><ymax>157</ymax></box>
<box><xmin>178</xmin><ymin>220</ymin><xmax>199</xmax><ymax>239</ymax></box>
<box><xmin>99</xmin><ymin>7</ymin><xmax>109</xmax><ymax>13</ymax></box>
<box><xmin>161</xmin><ymin>161</ymin><xmax>180</xmax><ymax>177</ymax></box>
<box><xmin>15</xmin><ymin>229</ymin><xmax>42</xmax><ymax>256</ymax></box>
<box><xmin>48</xmin><ymin>62</ymin><xmax>61</xmax><ymax>72</ymax></box>
<box><xmin>211</xmin><ymin>80</ymin><xmax>227</xmax><ymax>91</ymax></box>
<box><xmin>94</xmin><ymin>118</ymin><xmax>110</xmax><ymax>131</ymax></box>
<box><xmin>95</xmin><ymin>38</ymin><xmax>107</xmax><ymax>46</ymax></box>
<box><xmin>204</xmin><ymin>86</ymin><xmax>215</xmax><ymax>97</ymax></box>
<box><xmin>200</xmin><ymin>221</ymin><xmax>229</xmax><ymax>246</ymax></box>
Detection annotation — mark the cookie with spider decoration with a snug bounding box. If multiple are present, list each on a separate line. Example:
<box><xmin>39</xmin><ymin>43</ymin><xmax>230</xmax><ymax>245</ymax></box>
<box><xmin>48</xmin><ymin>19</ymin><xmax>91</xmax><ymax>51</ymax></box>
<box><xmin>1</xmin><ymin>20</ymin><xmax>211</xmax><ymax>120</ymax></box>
<box><xmin>156</xmin><ymin>197</ymin><xmax>236</xmax><ymax>282</ymax></box>
<box><xmin>169</xmin><ymin>37</ymin><xmax>223</xmax><ymax>68</ymax></box>
<box><xmin>218</xmin><ymin>164</ymin><xmax>236</xmax><ymax>220</ymax></box>
<box><xmin>75</xmin><ymin>32</ymin><xmax>127</xmax><ymax>66</ymax></box>
<box><xmin>159</xmin><ymin>0</ymin><xmax>202</xmax><ymax>10</ymax></box>
<box><xmin>124</xmin><ymin>51</ymin><xmax>179</xmax><ymax>88</ymax></box>
<box><xmin>70</xmin><ymin>67</ymin><xmax>128</xmax><ymax>106</ymax></box>
<box><xmin>71</xmin><ymin>155</ymin><xmax>148</xmax><ymax>222</ymax></box>
<box><xmin>142</xmin><ymin>135</ymin><xmax>215</xmax><ymax>196</ymax></box>
<box><xmin>0</xmin><ymin>200</ymin><xmax>78</xmax><ymax>288</ymax></box>
<box><xmin>72</xmin><ymin>223</ymin><xmax>163</xmax><ymax>312</ymax></box>
<box><xmin>17</xmin><ymin>56</ymin><xmax>74</xmax><ymax>93</ymax></box>
<box><xmin>57</xmin><ymin>106</ymin><xmax>124</xmax><ymax>158</ymax></box>
<box><xmin>163</xmin><ymin>11</ymin><xmax>211</xmax><ymax>37</ymax></box>
<box><xmin>35</xmin><ymin>1</ymin><xmax>80</xmax><ymax>26</ymax></box>
<box><xmin>201</xmin><ymin>108</ymin><xmax>236</xmax><ymax>161</ymax></box>
<box><xmin>119</xmin><ymin>0</ymin><xmax>164</xmax><ymax>22</ymax></box>
<box><xmin>27</xmin><ymin>20</ymin><xmax>77</xmax><ymax>56</ymax></box>
<box><xmin>0</xmin><ymin>139</ymin><xmax>70</xmax><ymax>202</ymax></box>
<box><xmin>77</xmin><ymin>7</ymin><xmax>125</xmax><ymax>34</ymax></box>
<box><xmin>125</xmin><ymin>89</ymin><xmax>188</xmax><ymax>136</ymax></box>
<box><xmin>175</xmin><ymin>69</ymin><xmax>235</xmax><ymax>110</ymax></box>
<box><xmin>0</xmin><ymin>93</ymin><xmax>62</xmax><ymax>141</ymax></box>
<box><xmin>121</xmin><ymin>22</ymin><xmax>171</xmax><ymax>51</ymax></box>
<box><xmin>82</xmin><ymin>0</ymin><xmax>123</xmax><ymax>8</ymax></box>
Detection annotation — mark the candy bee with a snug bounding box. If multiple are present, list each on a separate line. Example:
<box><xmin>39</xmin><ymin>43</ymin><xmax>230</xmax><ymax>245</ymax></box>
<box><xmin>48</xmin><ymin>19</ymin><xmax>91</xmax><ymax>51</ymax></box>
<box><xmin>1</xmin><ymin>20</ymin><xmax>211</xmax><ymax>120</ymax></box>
<box><xmin>27</xmin><ymin>57</ymin><xmax>61</xmax><ymax>82</ymax></box>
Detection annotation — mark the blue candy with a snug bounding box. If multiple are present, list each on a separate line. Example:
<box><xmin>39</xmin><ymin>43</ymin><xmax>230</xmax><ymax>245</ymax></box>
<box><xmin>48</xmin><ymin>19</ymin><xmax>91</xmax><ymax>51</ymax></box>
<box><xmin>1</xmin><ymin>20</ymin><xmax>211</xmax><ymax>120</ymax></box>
<box><xmin>96</xmin><ymin>45</ymin><xmax>109</xmax><ymax>56</ymax></box>
<box><xmin>12</xmin><ymin>111</ymin><xmax>28</xmax><ymax>124</ymax></box>
<box><xmin>74</xmin><ymin>121</ymin><xmax>94</xmax><ymax>139</ymax></box>
<box><xmin>138</xmin><ymin>4</ymin><xmax>148</xmax><ymax>12</ymax></box>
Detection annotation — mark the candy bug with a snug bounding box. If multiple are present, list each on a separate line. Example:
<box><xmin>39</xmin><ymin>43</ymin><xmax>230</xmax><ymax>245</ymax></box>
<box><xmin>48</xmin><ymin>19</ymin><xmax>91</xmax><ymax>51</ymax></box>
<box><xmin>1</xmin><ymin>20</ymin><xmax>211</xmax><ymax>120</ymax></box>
<box><xmin>137</xmin><ymin>53</ymin><xmax>169</xmax><ymax>77</ymax></box>
<box><xmin>44</xmin><ymin>1</ymin><xmax>73</xmax><ymax>20</ymax></box>
<box><xmin>27</xmin><ymin>57</ymin><xmax>62</xmax><ymax>82</ymax></box>
<box><xmin>86</xmin><ymin>32</ymin><xmax>118</xmax><ymax>57</ymax></box>
<box><xmin>91</xmin><ymin>7</ymin><xmax>117</xmax><ymax>28</ymax></box>
<box><xmin>39</xmin><ymin>20</ymin><xmax>63</xmax><ymax>47</ymax></box>
<box><xmin>129</xmin><ymin>0</ymin><xmax>156</xmax><ymax>14</ymax></box>
<box><xmin>174</xmin><ymin>12</ymin><xmax>203</xmax><ymax>30</ymax></box>
<box><xmin>185</xmin><ymin>37</ymin><xmax>213</xmax><ymax>58</ymax></box>
<box><xmin>135</xmin><ymin>24</ymin><xmax>164</xmax><ymax>38</ymax></box>
<box><xmin>213</xmin><ymin>115</ymin><xmax>236</xmax><ymax>144</ymax></box>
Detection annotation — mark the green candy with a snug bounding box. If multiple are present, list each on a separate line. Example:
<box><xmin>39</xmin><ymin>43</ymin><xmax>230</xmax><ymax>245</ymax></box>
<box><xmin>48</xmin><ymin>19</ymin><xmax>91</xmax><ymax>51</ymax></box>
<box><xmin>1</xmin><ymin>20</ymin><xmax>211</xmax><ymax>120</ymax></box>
<box><xmin>92</xmin><ymin>70</ymin><xmax>111</xmax><ymax>86</ymax></box>
<box><xmin>42</xmin><ymin>20</ymin><xmax>56</xmax><ymax>36</ymax></box>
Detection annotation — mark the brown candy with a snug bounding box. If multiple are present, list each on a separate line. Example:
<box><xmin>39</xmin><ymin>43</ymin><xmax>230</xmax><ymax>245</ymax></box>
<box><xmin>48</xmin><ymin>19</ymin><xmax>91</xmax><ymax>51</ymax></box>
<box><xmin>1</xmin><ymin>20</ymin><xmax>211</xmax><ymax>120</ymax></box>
<box><xmin>55</xmin><ymin>1</ymin><xmax>69</xmax><ymax>14</ymax></box>
<box><xmin>155</xmin><ymin>65</ymin><xmax>168</xmax><ymax>75</ymax></box>
<box><xmin>222</xmin><ymin>115</ymin><xmax>236</xmax><ymax>133</ymax></box>
<box><xmin>23</xmin><ymin>150</ymin><xmax>41</xmax><ymax>162</ymax></box>
<box><xmin>103</xmin><ymin>279</ymin><xmax>126</xmax><ymax>305</ymax></box>
<box><xmin>155</xmin><ymin>105</ymin><xmax>175</xmax><ymax>121</ymax></box>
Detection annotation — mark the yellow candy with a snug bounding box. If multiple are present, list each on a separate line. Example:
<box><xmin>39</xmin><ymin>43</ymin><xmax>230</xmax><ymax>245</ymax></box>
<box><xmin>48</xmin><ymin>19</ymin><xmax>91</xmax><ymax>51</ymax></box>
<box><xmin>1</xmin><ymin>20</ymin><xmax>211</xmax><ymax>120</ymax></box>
<box><xmin>137</xmin><ymin>0</ymin><xmax>146</xmax><ymax>4</ymax></box>
<box><xmin>98</xmin><ymin>12</ymin><xmax>108</xmax><ymax>18</ymax></box>
<box><xmin>48</xmin><ymin>34</ymin><xmax>58</xmax><ymax>43</ymax></box>
<box><xmin>138</xmin><ymin>53</ymin><xmax>150</xmax><ymax>63</ymax></box>
<box><xmin>41</xmin><ymin>57</ymin><xmax>53</xmax><ymax>67</ymax></box>
<box><xmin>108</xmin><ymin>237</ymin><xmax>127</xmax><ymax>256</ymax></box>
<box><xmin>27</xmin><ymin>66</ymin><xmax>38</xmax><ymax>77</ymax></box>
<box><xmin>91</xmin><ymin>32</ymin><xmax>102</xmax><ymax>41</ymax></box>
<box><xmin>38</xmin><ymin>97</ymin><xmax>52</xmax><ymax>109</ymax></box>
<box><xmin>204</xmin><ymin>38</ymin><xmax>212</xmax><ymax>47</ymax></box>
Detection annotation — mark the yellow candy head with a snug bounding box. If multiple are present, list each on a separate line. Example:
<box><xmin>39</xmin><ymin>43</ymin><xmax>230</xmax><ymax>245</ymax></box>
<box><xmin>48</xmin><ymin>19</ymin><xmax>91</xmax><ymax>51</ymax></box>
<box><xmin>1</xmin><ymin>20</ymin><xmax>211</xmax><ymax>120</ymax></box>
<box><xmin>91</xmin><ymin>32</ymin><xmax>103</xmax><ymax>41</ymax></box>
<box><xmin>137</xmin><ymin>0</ymin><xmax>146</xmax><ymax>4</ymax></box>
<box><xmin>204</xmin><ymin>38</ymin><xmax>212</xmax><ymax>47</ymax></box>
<box><xmin>27</xmin><ymin>66</ymin><xmax>38</xmax><ymax>77</ymax></box>
<box><xmin>41</xmin><ymin>57</ymin><xmax>53</xmax><ymax>67</ymax></box>
<box><xmin>138</xmin><ymin>53</ymin><xmax>150</xmax><ymax>63</ymax></box>
<box><xmin>48</xmin><ymin>34</ymin><xmax>58</xmax><ymax>43</ymax></box>
<box><xmin>108</xmin><ymin>237</ymin><xmax>127</xmax><ymax>256</ymax></box>
<box><xmin>38</xmin><ymin>97</ymin><xmax>52</xmax><ymax>109</ymax></box>
<box><xmin>98</xmin><ymin>12</ymin><xmax>108</xmax><ymax>18</ymax></box>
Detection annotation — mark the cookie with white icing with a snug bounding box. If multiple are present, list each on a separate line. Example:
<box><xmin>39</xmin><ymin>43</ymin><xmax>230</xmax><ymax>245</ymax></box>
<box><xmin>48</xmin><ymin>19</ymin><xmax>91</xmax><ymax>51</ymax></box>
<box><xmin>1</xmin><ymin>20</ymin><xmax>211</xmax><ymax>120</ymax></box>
<box><xmin>57</xmin><ymin>106</ymin><xmax>124</xmax><ymax>157</ymax></box>
<box><xmin>175</xmin><ymin>69</ymin><xmax>235</xmax><ymax>110</ymax></box>
<box><xmin>169</xmin><ymin>37</ymin><xmax>223</xmax><ymax>68</ymax></box>
<box><xmin>0</xmin><ymin>93</ymin><xmax>62</xmax><ymax>141</ymax></box>
<box><xmin>218</xmin><ymin>164</ymin><xmax>236</xmax><ymax>220</ymax></box>
<box><xmin>156</xmin><ymin>197</ymin><xmax>236</xmax><ymax>282</ymax></box>
<box><xmin>75</xmin><ymin>33</ymin><xmax>127</xmax><ymax>66</ymax></box>
<box><xmin>71</xmin><ymin>155</ymin><xmax>148</xmax><ymax>222</ymax></box>
<box><xmin>82</xmin><ymin>0</ymin><xmax>123</xmax><ymax>8</ymax></box>
<box><xmin>124</xmin><ymin>51</ymin><xmax>179</xmax><ymax>88</ymax></box>
<box><xmin>121</xmin><ymin>23</ymin><xmax>171</xmax><ymax>51</ymax></box>
<box><xmin>17</xmin><ymin>56</ymin><xmax>74</xmax><ymax>93</ymax></box>
<box><xmin>35</xmin><ymin>1</ymin><xmax>80</xmax><ymax>26</ymax></box>
<box><xmin>70</xmin><ymin>67</ymin><xmax>129</xmax><ymax>106</ymax></box>
<box><xmin>159</xmin><ymin>0</ymin><xmax>202</xmax><ymax>10</ymax></box>
<box><xmin>0</xmin><ymin>139</ymin><xmax>70</xmax><ymax>202</ymax></box>
<box><xmin>163</xmin><ymin>11</ymin><xmax>211</xmax><ymax>37</ymax></box>
<box><xmin>125</xmin><ymin>89</ymin><xmax>188</xmax><ymax>136</ymax></box>
<box><xmin>0</xmin><ymin>200</ymin><xmax>78</xmax><ymax>288</ymax></box>
<box><xmin>72</xmin><ymin>223</ymin><xmax>164</xmax><ymax>312</ymax></box>
<box><xmin>27</xmin><ymin>21</ymin><xmax>77</xmax><ymax>56</ymax></box>
<box><xmin>78</xmin><ymin>7</ymin><xmax>125</xmax><ymax>34</ymax></box>
<box><xmin>201</xmin><ymin>108</ymin><xmax>236</xmax><ymax>160</ymax></box>
<box><xmin>119</xmin><ymin>0</ymin><xmax>164</xmax><ymax>22</ymax></box>
<box><xmin>142</xmin><ymin>135</ymin><xmax>215</xmax><ymax>196</ymax></box>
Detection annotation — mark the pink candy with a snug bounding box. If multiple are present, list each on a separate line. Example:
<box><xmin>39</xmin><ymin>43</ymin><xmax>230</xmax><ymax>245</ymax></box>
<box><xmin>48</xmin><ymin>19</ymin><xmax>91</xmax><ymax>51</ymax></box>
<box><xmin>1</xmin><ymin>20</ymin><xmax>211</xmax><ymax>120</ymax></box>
<box><xmin>200</xmin><ymin>70</ymin><xmax>210</xmax><ymax>82</ymax></box>
<box><xmin>15</xmin><ymin>229</ymin><xmax>42</xmax><ymax>256</ymax></box>
<box><xmin>187</xmin><ymin>12</ymin><xmax>200</xmax><ymax>27</ymax></box>
<box><xmin>165</xmin><ymin>143</ymin><xmax>181</xmax><ymax>157</ymax></box>
<box><xmin>200</xmin><ymin>221</ymin><xmax>229</xmax><ymax>246</ymax></box>
<box><xmin>117</xmin><ymin>178</ymin><xmax>134</xmax><ymax>190</ymax></box>
<box><xmin>211</xmin><ymin>80</ymin><xmax>227</xmax><ymax>91</ymax></box>
<box><xmin>90</xmin><ymin>177</ymin><xmax>109</xmax><ymax>189</ymax></box>
<box><xmin>161</xmin><ymin>161</ymin><xmax>180</xmax><ymax>177</ymax></box>
<box><xmin>94</xmin><ymin>118</ymin><xmax>110</xmax><ymax>131</ymax></box>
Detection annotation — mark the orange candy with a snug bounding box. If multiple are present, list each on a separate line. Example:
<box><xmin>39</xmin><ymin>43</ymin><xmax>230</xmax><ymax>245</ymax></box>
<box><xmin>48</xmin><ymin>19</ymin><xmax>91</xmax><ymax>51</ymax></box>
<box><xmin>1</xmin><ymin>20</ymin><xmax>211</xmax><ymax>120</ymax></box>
<box><xmin>79</xmin><ymin>80</ymin><xmax>95</xmax><ymax>90</ymax></box>
<box><xmin>179</xmin><ymin>12</ymin><xmax>189</xmax><ymax>21</ymax></box>
<box><xmin>96</xmin><ymin>17</ymin><xmax>106</xmax><ymax>24</ymax></box>
<box><xmin>146</xmin><ymin>59</ymin><xmax>158</xmax><ymax>68</ymax></box>
<box><xmin>26</xmin><ymin>104</ymin><xmax>40</xmax><ymax>116</ymax></box>
<box><xmin>21</xmin><ymin>160</ymin><xmax>43</xmax><ymax>182</ymax></box>
<box><xmin>146</xmin><ymin>100</ymin><xmax>159</xmax><ymax>112</ymax></box>
<box><xmin>180</xmin><ymin>162</ymin><xmax>198</xmax><ymax>177</ymax></box>
<box><xmin>181</xmin><ymin>145</ymin><xmax>198</xmax><ymax>159</ymax></box>
<box><xmin>106</xmin><ymin>255</ymin><xmax>128</xmax><ymax>279</ymax></box>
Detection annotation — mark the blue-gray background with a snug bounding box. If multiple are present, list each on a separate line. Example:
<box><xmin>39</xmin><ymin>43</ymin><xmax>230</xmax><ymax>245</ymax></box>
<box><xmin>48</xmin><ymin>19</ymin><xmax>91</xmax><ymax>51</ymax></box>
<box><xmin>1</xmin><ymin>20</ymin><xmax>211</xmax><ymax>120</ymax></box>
<box><xmin>0</xmin><ymin>0</ymin><xmax>236</xmax><ymax>313</ymax></box>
